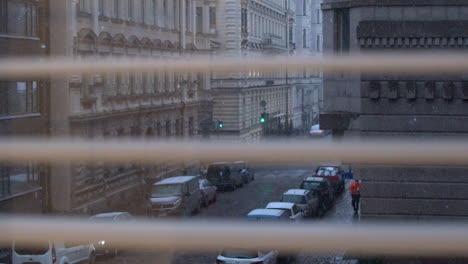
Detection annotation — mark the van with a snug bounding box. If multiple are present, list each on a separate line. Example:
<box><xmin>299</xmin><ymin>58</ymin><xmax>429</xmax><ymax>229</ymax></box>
<box><xmin>147</xmin><ymin>175</ymin><xmax>201</xmax><ymax>217</ymax></box>
<box><xmin>206</xmin><ymin>162</ymin><xmax>243</xmax><ymax>191</ymax></box>
<box><xmin>12</xmin><ymin>240</ymin><xmax>95</xmax><ymax>264</ymax></box>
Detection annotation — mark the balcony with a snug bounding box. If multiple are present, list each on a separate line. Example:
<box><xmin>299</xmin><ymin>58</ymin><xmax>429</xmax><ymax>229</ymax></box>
<box><xmin>261</xmin><ymin>33</ymin><xmax>288</xmax><ymax>51</ymax></box>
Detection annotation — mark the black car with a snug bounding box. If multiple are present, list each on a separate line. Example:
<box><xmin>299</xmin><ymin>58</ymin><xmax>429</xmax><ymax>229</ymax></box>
<box><xmin>88</xmin><ymin>212</ymin><xmax>134</xmax><ymax>257</ymax></box>
<box><xmin>299</xmin><ymin>177</ymin><xmax>335</xmax><ymax>212</ymax></box>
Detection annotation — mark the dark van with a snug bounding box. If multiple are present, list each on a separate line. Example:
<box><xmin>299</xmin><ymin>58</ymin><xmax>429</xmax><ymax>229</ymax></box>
<box><xmin>206</xmin><ymin>162</ymin><xmax>243</xmax><ymax>191</ymax></box>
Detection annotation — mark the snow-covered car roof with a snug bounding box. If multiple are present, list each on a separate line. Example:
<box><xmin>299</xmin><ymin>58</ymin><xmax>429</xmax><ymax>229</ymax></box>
<box><xmin>283</xmin><ymin>189</ymin><xmax>309</xmax><ymax>195</ymax></box>
<box><xmin>266</xmin><ymin>202</ymin><xmax>295</xmax><ymax>210</ymax></box>
<box><xmin>303</xmin><ymin>177</ymin><xmax>327</xmax><ymax>182</ymax></box>
<box><xmin>154</xmin><ymin>176</ymin><xmax>198</xmax><ymax>185</ymax></box>
<box><xmin>247</xmin><ymin>208</ymin><xmax>286</xmax><ymax>217</ymax></box>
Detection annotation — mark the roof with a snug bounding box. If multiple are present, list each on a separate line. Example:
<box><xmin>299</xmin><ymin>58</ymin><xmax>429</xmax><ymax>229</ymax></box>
<box><xmin>303</xmin><ymin>177</ymin><xmax>326</xmax><ymax>182</ymax></box>
<box><xmin>247</xmin><ymin>209</ymin><xmax>285</xmax><ymax>217</ymax></box>
<box><xmin>208</xmin><ymin>162</ymin><xmax>230</xmax><ymax>166</ymax></box>
<box><xmin>89</xmin><ymin>212</ymin><xmax>127</xmax><ymax>219</ymax></box>
<box><xmin>266</xmin><ymin>202</ymin><xmax>294</xmax><ymax>210</ymax></box>
<box><xmin>154</xmin><ymin>176</ymin><xmax>198</xmax><ymax>185</ymax></box>
<box><xmin>283</xmin><ymin>189</ymin><xmax>309</xmax><ymax>195</ymax></box>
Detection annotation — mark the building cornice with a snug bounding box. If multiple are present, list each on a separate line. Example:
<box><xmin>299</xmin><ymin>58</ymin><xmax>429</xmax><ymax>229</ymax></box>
<box><xmin>322</xmin><ymin>0</ymin><xmax>468</xmax><ymax>10</ymax></box>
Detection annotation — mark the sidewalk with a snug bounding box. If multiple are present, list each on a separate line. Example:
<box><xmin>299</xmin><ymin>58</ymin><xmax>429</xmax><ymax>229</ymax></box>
<box><xmin>297</xmin><ymin>179</ymin><xmax>360</xmax><ymax>264</ymax></box>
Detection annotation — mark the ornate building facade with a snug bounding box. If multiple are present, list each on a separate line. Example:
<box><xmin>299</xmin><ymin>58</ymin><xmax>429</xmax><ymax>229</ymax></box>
<box><xmin>212</xmin><ymin>0</ymin><xmax>322</xmax><ymax>141</ymax></box>
<box><xmin>321</xmin><ymin>0</ymin><xmax>468</xmax><ymax>221</ymax></box>
<box><xmin>48</xmin><ymin>0</ymin><xmax>216</xmax><ymax>213</ymax></box>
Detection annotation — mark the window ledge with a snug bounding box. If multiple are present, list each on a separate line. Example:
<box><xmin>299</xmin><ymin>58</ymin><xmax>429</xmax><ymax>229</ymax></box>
<box><xmin>99</xmin><ymin>15</ymin><xmax>110</xmax><ymax>22</ymax></box>
<box><xmin>111</xmin><ymin>18</ymin><xmax>124</xmax><ymax>24</ymax></box>
<box><xmin>0</xmin><ymin>186</ymin><xmax>42</xmax><ymax>202</ymax></box>
<box><xmin>0</xmin><ymin>113</ymin><xmax>41</xmax><ymax>120</ymax></box>
<box><xmin>78</xmin><ymin>11</ymin><xmax>92</xmax><ymax>17</ymax></box>
<box><xmin>0</xmin><ymin>34</ymin><xmax>40</xmax><ymax>40</ymax></box>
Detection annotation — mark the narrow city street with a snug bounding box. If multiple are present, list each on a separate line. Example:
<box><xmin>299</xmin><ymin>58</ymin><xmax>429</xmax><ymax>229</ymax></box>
<box><xmin>96</xmin><ymin>167</ymin><xmax>357</xmax><ymax>264</ymax></box>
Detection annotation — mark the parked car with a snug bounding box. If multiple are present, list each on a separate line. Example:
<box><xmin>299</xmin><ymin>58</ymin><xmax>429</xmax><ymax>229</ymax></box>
<box><xmin>265</xmin><ymin>202</ymin><xmax>304</xmax><ymax>222</ymax></box>
<box><xmin>246</xmin><ymin>209</ymin><xmax>291</xmax><ymax>221</ymax></box>
<box><xmin>147</xmin><ymin>176</ymin><xmax>201</xmax><ymax>217</ymax></box>
<box><xmin>309</xmin><ymin>124</ymin><xmax>331</xmax><ymax>137</ymax></box>
<box><xmin>12</xmin><ymin>240</ymin><xmax>95</xmax><ymax>264</ymax></box>
<box><xmin>280</xmin><ymin>189</ymin><xmax>320</xmax><ymax>217</ymax></box>
<box><xmin>300</xmin><ymin>177</ymin><xmax>335</xmax><ymax>212</ymax></box>
<box><xmin>199</xmin><ymin>179</ymin><xmax>217</xmax><ymax>207</ymax></box>
<box><xmin>88</xmin><ymin>212</ymin><xmax>134</xmax><ymax>257</ymax></box>
<box><xmin>216</xmin><ymin>248</ymin><xmax>278</xmax><ymax>264</ymax></box>
<box><xmin>233</xmin><ymin>161</ymin><xmax>255</xmax><ymax>183</ymax></box>
<box><xmin>313</xmin><ymin>165</ymin><xmax>345</xmax><ymax>194</ymax></box>
<box><xmin>206</xmin><ymin>162</ymin><xmax>243</xmax><ymax>191</ymax></box>
<box><xmin>0</xmin><ymin>246</ymin><xmax>11</xmax><ymax>264</ymax></box>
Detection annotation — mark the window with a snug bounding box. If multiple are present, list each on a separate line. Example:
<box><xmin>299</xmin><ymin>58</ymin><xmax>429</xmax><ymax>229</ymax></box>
<box><xmin>316</xmin><ymin>34</ymin><xmax>320</xmax><ymax>52</ymax></box>
<box><xmin>241</xmin><ymin>8</ymin><xmax>247</xmax><ymax>33</ymax></box>
<box><xmin>303</xmin><ymin>29</ymin><xmax>307</xmax><ymax>48</ymax></box>
<box><xmin>116</xmin><ymin>73</ymin><xmax>122</xmax><ymax>94</ymax></box>
<box><xmin>196</xmin><ymin>7</ymin><xmax>202</xmax><ymax>33</ymax></box>
<box><xmin>98</xmin><ymin>0</ymin><xmax>104</xmax><ymax>16</ymax></box>
<box><xmin>163</xmin><ymin>0</ymin><xmax>167</xmax><ymax>27</ymax></box>
<box><xmin>303</xmin><ymin>0</ymin><xmax>306</xmax><ymax>16</ymax></box>
<box><xmin>0</xmin><ymin>1</ymin><xmax>39</xmax><ymax>37</ymax></box>
<box><xmin>0</xmin><ymin>162</ymin><xmax>41</xmax><ymax>199</ymax></box>
<box><xmin>141</xmin><ymin>0</ymin><xmax>145</xmax><ymax>23</ymax></box>
<box><xmin>79</xmin><ymin>0</ymin><xmax>86</xmax><ymax>12</ymax></box>
<box><xmin>153</xmin><ymin>72</ymin><xmax>159</xmax><ymax>92</ymax></box>
<box><xmin>114</xmin><ymin>0</ymin><xmax>120</xmax><ymax>18</ymax></box>
<box><xmin>152</xmin><ymin>0</ymin><xmax>157</xmax><ymax>25</ymax></box>
<box><xmin>142</xmin><ymin>72</ymin><xmax>148</xmax><ymax>93</ymax></box>
<box><xmin>188</xmin><ymin>117</ymin><xmax>194</xmax><ymax>137</ymax></box>
<box><xmin>128</xmin><ymin>0</ymin><xmax>133</xmax><ymax>21</ymax></box>
<box><xmin>0</xmin><ymin>81</ymin><xmax>39</xmax><ymax>115</ymax></box>
<box><xmin>334</xmin><ymin>8</ymin><xmax>350</xmax><ymax>53</ymax></box>
<box><xmin>175</xmin><ymin>119</ymin><xmax>181</xmax><ymax>136</ymax></box>
<box><xmin>209</xmin><ymin>6</ymin><xmax>216</xmax><ymax>33</ymax></box>
<box><xmin>165</xmin><ymin>120</ymin><xmax>171</xmax><ymax>136</ymax></box>
<box><xmin>129</xmin><ymin>73</ymin><xmax>135</xmax><ymax>93</ymax></box>
<box><xmin>173</xmin><ymin>0</ymin><xmax>177</xmax><ymax>30</ymax></box>
<box><xmin>185</xmin><ymin>0</ymin><xmax>190</xmax><ymax>30</ymax></box>
<box><xmin>316</xmin><ymin>9</ymin><xmax>320</xmax><ymax>24</ymax></box>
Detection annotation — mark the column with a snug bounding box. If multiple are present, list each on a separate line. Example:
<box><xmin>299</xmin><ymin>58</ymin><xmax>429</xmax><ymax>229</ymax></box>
<box><xmin>157</xmin><ymin>0</ymin><xmax>163</xmax><ymax>27</ymax></box>
<box><xmin>168</xmin><ymin>0</ymin><xmax>174</xmax><ymax>29</ymax></box>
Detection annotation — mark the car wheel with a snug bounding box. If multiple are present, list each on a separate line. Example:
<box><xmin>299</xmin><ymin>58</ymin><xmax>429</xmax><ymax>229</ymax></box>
<box><xmin>201</xmin><ymin>196</ymin><xmax>207</xmax><ymax>207</ymax></box>
<box><xmin>89</xmin><ymin>252</ymin><xmax>96</xmax><ymax>264</ymax></box>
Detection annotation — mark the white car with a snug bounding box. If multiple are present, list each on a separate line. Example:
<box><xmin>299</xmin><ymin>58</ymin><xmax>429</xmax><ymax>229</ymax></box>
<box><xmin>12</xmin><ymin>240</ymin><xmax>95</xmax><ymax>264</ymax></box>
<box><xmin>216</xmin><ymin>248</ymin><xmax>278</xmax><ymax>264</ymax></box>
<box><xmin>266</xmin><ymin>202</ymin><xmax>304</xmax><ymax>222</ymax></box>
<box><xmin>309</xmin><ymin>124</ymin><xmax>330</xmax><ymax>136</ymax></box>
<box><xmin>199</xmin><ymin>179</ymin><xmax>218</xmax><ymax>207</ymax></box>
<box><xmin>280</xmin><ymin>189</ymin><xmax>320</xmax><ymax>217</ymax></box>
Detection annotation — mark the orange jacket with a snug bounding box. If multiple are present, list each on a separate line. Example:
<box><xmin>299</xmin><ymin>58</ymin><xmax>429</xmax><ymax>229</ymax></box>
<box><xmin>350</xmin><ymin>182</ymin><xmax>361</xmax><ymax>195</ymax></box>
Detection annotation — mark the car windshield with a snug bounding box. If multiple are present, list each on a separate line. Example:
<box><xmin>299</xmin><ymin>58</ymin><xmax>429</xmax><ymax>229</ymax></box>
<box><xmin>316</xmin><ymin>167</ymin><xmax>338</xmax><ymax>176</ymax></box>
<box><xmin>221</xmin><ymin>249</ymin><xmax>259</xmax><ymax>259</ymax></box>
<box><xmin>151</xmin><ymin>184</ymin><xmax>183</xmax><ymax>197</ymax></box>
<box><xmin>281</xmin><ymin>194</ymin><xmax>306</xmax><ymax>204</ymax></box>
<box><xmin>14</xmin><ymin>240</ymin><xmax>49</xmax><ymax>255</ymax></box>
<box><xmin>300</xmin><ymin>181</ymin><xmax>321</xmax><ymax>190</ymax></box>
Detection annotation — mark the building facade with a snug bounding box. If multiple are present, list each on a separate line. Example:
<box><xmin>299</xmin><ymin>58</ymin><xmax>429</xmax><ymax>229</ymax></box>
<box><xmin>212</xmin><ymin>0</ymin><xmax>322</xmax><ymax>141</ymax></box>
<box><xmin>48</xmin><ymin>0</ymin><xmax>216</xmax><ymax>214</ymax></box>
<box><xmin>0</xmin><ymin>0</ymin><xmax>50</xmax><ymax>214</ymax></box>
<box><xmin>321</xmin><ymin>0</ymin><xmax>468</xmax><ymax>221</ymax></box>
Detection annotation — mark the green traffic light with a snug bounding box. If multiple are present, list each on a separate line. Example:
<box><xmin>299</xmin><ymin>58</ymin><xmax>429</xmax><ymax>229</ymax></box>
<box><xmin>219</xmin><ymin>123</ymin><xmax>223</xmax><ymax>128</ymax></box>
<box><xmin>260</xmin><ymin>117</ymin><xmax>266</xmax><ymax>123</ymax></box>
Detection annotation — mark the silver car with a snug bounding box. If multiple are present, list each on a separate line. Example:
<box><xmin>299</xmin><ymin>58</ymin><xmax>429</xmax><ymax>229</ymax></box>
<box><xmin>148</xmin><ymin>176</ymin><xmax>201</xmax><ymax>217</ymax></box>
<box><xmin>280</xmin><ymin>189</ymin><xmax>319</xmax><ymax>217</ymax></box>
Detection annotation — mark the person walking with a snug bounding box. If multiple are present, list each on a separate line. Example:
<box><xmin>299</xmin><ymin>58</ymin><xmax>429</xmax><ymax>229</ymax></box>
<box><xmin>350</xmin><ymin>179</ymin><xmax>361</xmax><ymax>214</ymax></box>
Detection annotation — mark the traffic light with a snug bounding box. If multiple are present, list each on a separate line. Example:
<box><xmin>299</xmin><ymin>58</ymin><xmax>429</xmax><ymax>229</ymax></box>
<box><xmin>217</xmin><ymin>120</ymin><xmax>224</xmax><ymax>128</ymax></box>
<box><xmin>260</xmin><ymin>113</ymin><xmax>266</xmax><ymax>123</ymax></box>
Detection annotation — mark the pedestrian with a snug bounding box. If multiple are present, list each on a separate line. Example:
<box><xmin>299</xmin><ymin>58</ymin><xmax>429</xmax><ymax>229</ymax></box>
<box><xmin>350</xmin><ymin>179</ymin><xmax>361</xmax><ymax>214</ymax></box>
